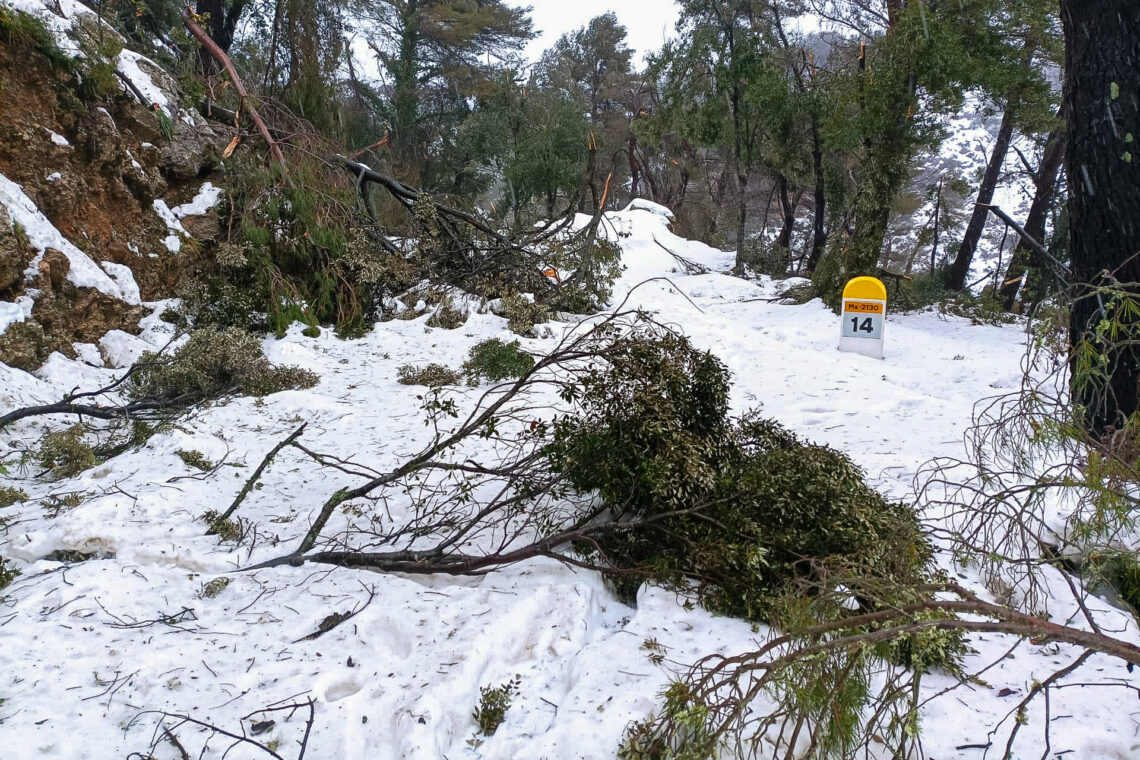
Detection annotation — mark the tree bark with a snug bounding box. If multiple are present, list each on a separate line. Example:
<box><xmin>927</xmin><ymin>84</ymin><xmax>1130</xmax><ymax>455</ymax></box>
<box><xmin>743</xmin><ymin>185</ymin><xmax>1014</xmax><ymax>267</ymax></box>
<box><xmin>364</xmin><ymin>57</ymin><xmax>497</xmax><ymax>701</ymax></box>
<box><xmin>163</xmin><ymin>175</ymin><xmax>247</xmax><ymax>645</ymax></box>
<box><xmin>930</xmin><ymin>177</ymin><xmax>943</xmax><ymax>273</ymax></box>
<box><xmin>774</xmin><ymin>174</ymin><xmax>796</xmax><ymax>252</ymax></box>
<box><xmin>804</xmin><ymin>121</ymin><xmax>827</xmax><ymax>273</ymax></box>
<box><xmin>1062</xmin><ymin>0</ymin><xmax>1140</xmax><ymax>433</ymax></box>
<box><xmin>948</xmin><ymin>105</ymin><xmax>1016</xmax><ymax>290</ymax></box>
<box><xmin>999</xmin><ymin>119</ymin><xmax>1067</xmax><ymax>311</ymax></box>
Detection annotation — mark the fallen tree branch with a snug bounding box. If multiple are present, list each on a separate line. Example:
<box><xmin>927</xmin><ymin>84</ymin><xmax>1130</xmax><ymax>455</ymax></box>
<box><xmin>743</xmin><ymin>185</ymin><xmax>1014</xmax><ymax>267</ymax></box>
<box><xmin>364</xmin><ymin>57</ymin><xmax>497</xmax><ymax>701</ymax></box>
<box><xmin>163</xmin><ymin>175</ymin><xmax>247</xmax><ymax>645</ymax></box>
<box><xmin>291</xmin><ymin>582</ymin><xmax>375</xmax><ymax>642</ymax></box>
<box><xmin>182</xmin><ymin>8</ymin><xmax>287</xmax><ymax>175</ymax></box>
<box><xmin>209</xmin><ymin>423</ymin><xmax>307</xmax><ymax>531</ymax></box>
<box><xmin>981</xmin><ymin>203</ymin><xmax>1071</xmax><ymax>277</ymax></box>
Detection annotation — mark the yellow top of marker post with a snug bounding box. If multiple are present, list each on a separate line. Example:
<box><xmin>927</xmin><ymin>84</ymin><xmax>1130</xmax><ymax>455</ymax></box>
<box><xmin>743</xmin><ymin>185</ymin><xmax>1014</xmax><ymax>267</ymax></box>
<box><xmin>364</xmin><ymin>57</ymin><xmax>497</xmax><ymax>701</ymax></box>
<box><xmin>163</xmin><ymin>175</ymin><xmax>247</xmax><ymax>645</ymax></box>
<box><xmin>842</xmin><ymin>276</ymin><xmax>887</xmax><ymax>302</ymax></box>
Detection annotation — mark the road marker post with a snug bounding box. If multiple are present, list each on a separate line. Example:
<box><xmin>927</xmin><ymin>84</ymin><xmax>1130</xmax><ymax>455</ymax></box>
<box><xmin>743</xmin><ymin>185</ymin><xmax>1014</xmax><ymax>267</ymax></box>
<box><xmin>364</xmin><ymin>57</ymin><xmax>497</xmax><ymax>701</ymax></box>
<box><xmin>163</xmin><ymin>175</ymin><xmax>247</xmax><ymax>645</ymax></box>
<box><xmin>838</xmin><ymin>276</ymin><xmax>887</xmax><ymax>359</ymax></box>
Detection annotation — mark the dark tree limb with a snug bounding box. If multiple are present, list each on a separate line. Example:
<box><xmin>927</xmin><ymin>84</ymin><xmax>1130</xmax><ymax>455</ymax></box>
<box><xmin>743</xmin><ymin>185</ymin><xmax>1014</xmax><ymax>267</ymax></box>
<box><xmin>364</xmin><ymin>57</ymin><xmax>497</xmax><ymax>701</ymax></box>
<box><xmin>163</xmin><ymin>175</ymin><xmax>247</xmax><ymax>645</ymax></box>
<box><xmin>208</xmin><ymin>423</ymin><xmax>307</xmax><ymax>531</ymax></box>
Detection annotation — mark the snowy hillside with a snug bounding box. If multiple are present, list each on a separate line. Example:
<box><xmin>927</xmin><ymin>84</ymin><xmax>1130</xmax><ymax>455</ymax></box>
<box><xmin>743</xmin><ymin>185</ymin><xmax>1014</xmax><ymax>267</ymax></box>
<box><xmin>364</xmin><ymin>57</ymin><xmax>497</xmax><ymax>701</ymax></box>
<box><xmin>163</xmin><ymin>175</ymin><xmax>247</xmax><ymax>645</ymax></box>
<box><xmin>1</xmin><ymin>204</ymin><xmax>1135</xmax><ymax>759</ymax></box>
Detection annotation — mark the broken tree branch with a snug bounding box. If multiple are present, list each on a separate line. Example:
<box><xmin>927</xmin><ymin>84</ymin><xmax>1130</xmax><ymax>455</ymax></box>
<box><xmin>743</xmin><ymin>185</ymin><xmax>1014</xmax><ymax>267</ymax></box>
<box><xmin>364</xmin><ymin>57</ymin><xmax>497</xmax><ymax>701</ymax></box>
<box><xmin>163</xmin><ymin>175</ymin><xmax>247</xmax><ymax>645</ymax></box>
<box><xmin>181</xmin><ymin>8</ymin><xmax>287</xmax><ymax>176</ymax></box>
<box><xmin>209</xmin><ymin>423</ymin><xmax>307</xmax><ymax>531</ymax></box>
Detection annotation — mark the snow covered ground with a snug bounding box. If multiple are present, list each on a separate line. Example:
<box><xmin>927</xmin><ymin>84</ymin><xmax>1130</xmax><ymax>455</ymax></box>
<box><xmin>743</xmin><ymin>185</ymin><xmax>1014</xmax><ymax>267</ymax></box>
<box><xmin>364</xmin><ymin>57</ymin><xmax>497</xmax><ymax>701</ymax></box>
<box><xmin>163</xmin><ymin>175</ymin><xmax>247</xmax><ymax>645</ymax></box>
<box><xmin>1</xmin><ymin>205</ymin><xmax>1138</xmax><ymax>759</ymax></box>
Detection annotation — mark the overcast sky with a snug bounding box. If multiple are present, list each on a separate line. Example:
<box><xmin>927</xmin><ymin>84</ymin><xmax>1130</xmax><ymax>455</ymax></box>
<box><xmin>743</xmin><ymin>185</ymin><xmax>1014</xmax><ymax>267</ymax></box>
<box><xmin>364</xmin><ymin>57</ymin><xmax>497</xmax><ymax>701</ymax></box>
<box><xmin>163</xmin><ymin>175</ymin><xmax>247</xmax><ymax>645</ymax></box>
<box><xmin>514</xmin><ymin>1</ymin><xmax>681</xmax><ymax>64</ymax></box>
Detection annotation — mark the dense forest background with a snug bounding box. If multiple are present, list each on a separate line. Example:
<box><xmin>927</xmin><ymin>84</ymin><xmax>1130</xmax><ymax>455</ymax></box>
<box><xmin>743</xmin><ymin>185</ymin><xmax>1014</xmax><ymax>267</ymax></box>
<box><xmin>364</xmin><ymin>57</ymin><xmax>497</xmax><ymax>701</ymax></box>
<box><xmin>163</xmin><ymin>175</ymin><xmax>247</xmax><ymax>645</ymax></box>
<box><xmin>104</xmin><ymin>0</ymin><xmax>1068</xmax><ymax>316</ymax></box>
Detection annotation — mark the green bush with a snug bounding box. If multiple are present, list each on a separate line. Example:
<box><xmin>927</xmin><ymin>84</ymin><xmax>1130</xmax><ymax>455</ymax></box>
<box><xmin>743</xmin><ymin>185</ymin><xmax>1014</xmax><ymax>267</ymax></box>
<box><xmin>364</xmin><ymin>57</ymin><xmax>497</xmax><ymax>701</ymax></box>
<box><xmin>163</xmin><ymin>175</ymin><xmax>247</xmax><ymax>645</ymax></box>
<box><xmin>0</xmin><ymin>485</ymin><xmax>27</xmax><ymax>508</ymax></box>
<box><xmin>499</xmin><ymin>293</ymin><xmax>551</xmax><ymax>336</ymax></box>
<box><xmin>130</xmin><ymin>327</ymin><xmax>318</xmax><ymax>403</ymax></box>
<box><xmin>176</xmin><ymin>449</ymin><xmax>213</xmax><ymax>471</ymax></box>
<box><xmin>425</xmin><ymin>297</ymin><xmax>468</xmax><ymax>330</ymax></box>
<box><xmin>463</xmin><ymin>339</ymin><xmax>535</xmax><ymax>385</ymax></box>
<box><xmin>397</xmin><ymin>363</ymin><xmax>463</xmax><ymax>387</ymax></box>
<box><xmin>206</xmin><ymin>156</ymin><xmax>421</xmax><ymax>337</ymax></box>
<box><xmin>548</xmin><ymin>328</ymin><xmax>932</xmax><ymax>622</ymax></box>
<box><xmin>38</xmin><ymin>425</ymin><xmax>97</xmax><ymax>478</ymax></box>
<box><xmin>472</xmin><ymin>676</ymin><xmax>520</xmax><ymax>736</ymax></box>
<box><xmin>0</xmin><ymin>556</ymin><xmax>18</xmax><ymax>592</ymax></box>
<box><xmin>891</xmin><ymin>267</ymin><xmax>1014</xmax><ymax>325</ymax></box>
<box><xmin>176</xmin><ymin>279</ymin><xmax>267</xmax><ymax>332</ymax></box>
<box><xmin>0</xmin><ymin>7</ymin><xmax>73</xmax><ymax>70</ymax></box>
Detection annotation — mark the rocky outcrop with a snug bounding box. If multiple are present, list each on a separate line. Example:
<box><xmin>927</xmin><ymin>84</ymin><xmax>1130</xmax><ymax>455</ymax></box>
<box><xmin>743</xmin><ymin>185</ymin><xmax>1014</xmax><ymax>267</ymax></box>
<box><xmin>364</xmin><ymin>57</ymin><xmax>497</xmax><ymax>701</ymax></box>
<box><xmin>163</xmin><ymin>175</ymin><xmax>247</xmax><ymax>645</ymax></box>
<box><xmin>0</xmin><ymin>1</ymin><xmax>230</xmax><ymax>371</ymax></box>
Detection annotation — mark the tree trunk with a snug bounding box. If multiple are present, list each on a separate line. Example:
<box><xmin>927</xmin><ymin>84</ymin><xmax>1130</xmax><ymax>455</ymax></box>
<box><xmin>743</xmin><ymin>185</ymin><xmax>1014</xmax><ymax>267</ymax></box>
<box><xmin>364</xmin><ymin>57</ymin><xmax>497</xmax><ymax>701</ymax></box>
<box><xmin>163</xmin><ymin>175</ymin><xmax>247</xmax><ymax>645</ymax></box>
<box><xmin>1062</xmin><ymin>0</ymin><xmax>1140</xmax><ymax>433</ymax></box>
<box><xmin>930</xmin><ymin>177</ymin><xmax>943</xmax><ymax>273</ymax></box>
<box><xmin>735</xmin><ymin>168</ymin><xmax>749</xmax><ymax>271</ymax></box>
<box><xmin>948</xmin><ymin>105</ymin><xmax>1016</xmax><ymax>290</ymax></box>
<box><xmin>775</xmin><ymin>174</ymin><xmax>796</xmax><ymax>251</ymax></box>
<box><xmin>393</xmin><ymin>0</ymin><xmax>422</xmax><ymax>177</ymax></box>
<box><xmin>804</xmin><ymin>122</ymin><xmax>827</xmax><ymax>273</ymax></box>
<box><xmin>999</xmin><ymin>120</ymin><xmax>1067</xmax><ymax>311</ymax></box>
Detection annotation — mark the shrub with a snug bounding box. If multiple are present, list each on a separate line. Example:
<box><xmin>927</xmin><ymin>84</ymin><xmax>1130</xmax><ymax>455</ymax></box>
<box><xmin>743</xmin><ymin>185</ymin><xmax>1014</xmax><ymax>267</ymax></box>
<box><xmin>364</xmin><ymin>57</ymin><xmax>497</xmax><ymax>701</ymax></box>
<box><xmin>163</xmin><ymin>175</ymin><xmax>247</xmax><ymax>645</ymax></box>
<box><xmin>38</xmin><ymin>425</ymin><xmax>97</xmax><ymax>478</ymax></box>
<box><xmin>462</xmin><ymin>339</ymin><xmax>534</xmax><ymax>385</ymax></box>
<box><xmin>176</xmin><ymin>279</ymin><xmax>267</xmax><ymax>332</ymax></box>
<box><xmin>176</xmin><ymin>449</ymin><xmax>213</xmax><ymax>471</ymax></box>
<box><xmin>203</xmin><ymin>509</ymin><xmax>243</xmax><ymax>542</ymax></box>
<box><xmin>205</xmin><ymin>155</ymin><xmax>421</xmax><ymax>337</ymax></box>
<box><xmin>425</xmin><ymin>297</ymin><xmax>468</xmax><ymax>330</ymax></box>
<box><xmin>498</xmin><ymin>294</ymin><xmax>551</xmax><ymax>336</ymax></box>
<box><xmin>548</xmin><ymin>328</ymin><xmax>933</xmax><ymax>622</ymax></box>
<box><xmin>472</xmin><ymin>676</ymin><xmax>520</xmax><ymax>736</ymax></box>
<box><xmin>397</xmin><ymin>363</ymin><xmax>463</xmax><ymax>387</ymax></box>
<box><xmin>0</xmin><ymin>485</ymin><xmax>27</xmax><ymax>508</ymax></box>
<box><xmin>198</xmin><ymin>577</ymin><xmax>231</xmax><ymax>599</ymax></box>
<box><xmin>0</xmin><ymin>556</ymin><xmax>17</xmax><ymax>592</ymax></box>
<box><xmin>0</xmin><ymin>7</ymin><xmax>72</xmax><ymax>70</ymax></box>
<box><xmin>130</xmin><ymin>327</ymin><xmax>318</xmax><ymax>403</ymax></box>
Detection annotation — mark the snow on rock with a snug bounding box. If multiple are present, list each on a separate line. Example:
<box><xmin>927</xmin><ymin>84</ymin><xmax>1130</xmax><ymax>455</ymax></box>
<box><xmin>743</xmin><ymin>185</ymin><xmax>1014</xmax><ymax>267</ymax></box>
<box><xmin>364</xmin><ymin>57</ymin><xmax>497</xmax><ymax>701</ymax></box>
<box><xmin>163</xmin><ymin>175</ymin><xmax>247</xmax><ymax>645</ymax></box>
<box><xmin>153</xmin><ymin>198</ymin><xmax>187</xmax><ymax>252</ymax></box>
<box><xmin>0</xmin><ymin>173</ymin><xmax>138</xmax><ymax>303</ymax></box>
<box><xmin>115</xmin><ymin>48</ymin><xmax>173</xmax><ymax>117</ymax></box>
<box><xmin>0</xmin><ymin>205</ymin><xmax>1137</xmax><ymax>760</ymax></box>
<box><xmin>0</xmin><ymin>0</ymin><xmax>97</xmax><ymax>55</ymax></box>
<box><xmin>46</xmin><ymin>129</ymin><xmax>69</xmax><ymax>147</ymax></box>
<box><xmin>98</xmin><ymin>260</ymin><xmax>140</xmax><ymax>304</ymax></box>
<box><xmin>98</xmin><ymin>328</ymin><xmax>151</xmax><ymax>367</ymax></box>
<box><xmin>71</xmin><ymin>341</ymin><xmax>103</xmax><ymax>366</ymax></box>
<box><xmin>0</xmin><ymin>1</ymin><xmax>178</xmax><ymax>116</ymax></box>
<box><xmin>622</xmin><ymin>197</ymin><xmax>674</xmax><ymax>219</ymax></box>
<box><xmin>172</xmin><ymin>182</ymin><xmax>223</xmax><ymax>218</ymax></box>
<box><xmin>0</xmin><ymin>295</ymin><xmax>32</xmax><ymax>335</ymax></box>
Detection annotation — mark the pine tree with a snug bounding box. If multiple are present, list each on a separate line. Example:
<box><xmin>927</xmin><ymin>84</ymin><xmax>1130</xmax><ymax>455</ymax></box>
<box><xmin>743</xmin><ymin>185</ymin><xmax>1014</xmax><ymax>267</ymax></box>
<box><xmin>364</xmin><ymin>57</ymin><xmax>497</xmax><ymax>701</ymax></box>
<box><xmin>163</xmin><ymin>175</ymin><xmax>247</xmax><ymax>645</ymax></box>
<box><xmin>1061</xmin><ymin>0</ymin><xmax>1140</xmax><ymax>432</ymax></box>
<box><xmin>351</xmin><ymin>0</ymin><xmax>533</xmax><ymax>182</ymax></box>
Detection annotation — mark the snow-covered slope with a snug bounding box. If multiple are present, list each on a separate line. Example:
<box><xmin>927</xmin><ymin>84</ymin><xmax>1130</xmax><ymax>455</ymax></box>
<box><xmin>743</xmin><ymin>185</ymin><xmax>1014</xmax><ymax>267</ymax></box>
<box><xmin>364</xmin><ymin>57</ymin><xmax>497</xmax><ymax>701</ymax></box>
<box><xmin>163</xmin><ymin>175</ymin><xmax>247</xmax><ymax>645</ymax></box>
<box><xmin>0</xmin><ymin>207</ymin><xmax>1136</xmax><ymax>759</ymax></box>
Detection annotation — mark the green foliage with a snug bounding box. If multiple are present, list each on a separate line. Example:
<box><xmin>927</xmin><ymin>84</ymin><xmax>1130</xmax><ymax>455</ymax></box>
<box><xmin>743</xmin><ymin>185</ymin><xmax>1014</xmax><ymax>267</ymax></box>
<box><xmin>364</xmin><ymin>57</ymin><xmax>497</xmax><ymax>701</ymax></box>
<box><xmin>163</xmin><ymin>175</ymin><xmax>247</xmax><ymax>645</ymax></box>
<box><xmin>499</xmin><ymin>294</ymin><xmax>551</xmax><ymax>336</ymax></box>
<box><xmin>176</xmin><ymin>277</ymin><xmax>267</xmax><ymax>333</ymax></box>
<box><xmin>200</xmin><ymin>155</ymin><xmax>420</xmax><ymax>337</ymax></box>
<box><xmin>891</xmin><ymin>267</ymin><xmax>955</xmax><ymax>312</ymax></box>
<box><xmin>0</xmin><ymin>555</ymin><xmax>18</xmax><ymax>592</ymax></box>
<box><xmin>76</xmin><ymin>32</ymin><xmax>125</xmax><ymax>101</ymax></box>
<box><xmin>0</xmin><ymin>7</ymin><xmax>73</xmax><ymax>70</ymax></box>
<box><xmin>425</xmin><ymin>297</ymin><xmax>468</xmax><ymax>330</ymax></box>
<box><xmin>472</xmin><ymin>676</ymin><xmax>520</xmax><ymax>737</ymax></box>
<box><xmin>462</xmin><ymin>339</ymin><xmax>535</xmax><ymax>385</ymax></box>
<box><xmin>203</xmin><ymin>509</ymin><xmax>243</xmax><ymax>542</ymax></box>
<box><xmin>38</xmin><ymin>426</ymin><xmax>97</xmax><ymax>478</ymax></box>
<box><xmin>549</xmin><ymin>327</ymin><xmax>932</xmax><ymax>621</ymax></box>
<box><xmin>130</xmin><ymin>327</ymin><xmax>318</xmax><ymax>403</ymax></box>
<box><xmin>458</xmin><ymin>73</ymin><xmax>589</xmax><ymax>212</ymax></box>
<box><xmin>176</xmin><ymin>449</ymin><xmax>213</xmax><ymax>471</ymax></box>
<box><xmin>396</xmin><ymin>363</ymin><xmax>463</xmax><ymax>388</ymax></box>
<box><xmin>198</xmin><ymin>576</ymin><xmax>231</xmax><ymax>599</ymax></box>
<box><xmin>619</xmin><ymin>681</ymin><xmax>717</xmax><ymax>760</ymax></box>
<box><xmin>0</xmin><ymin>485</ymin><xmax>27</xmax><ymax>508</ymax></box>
